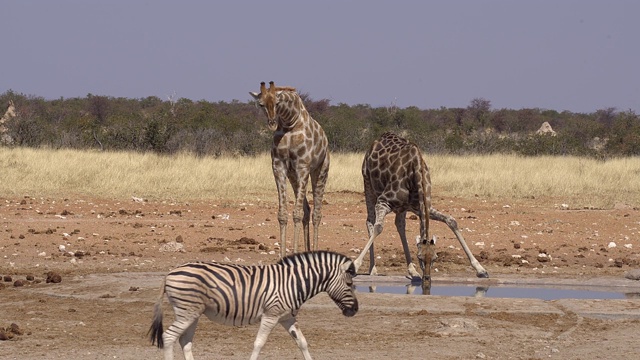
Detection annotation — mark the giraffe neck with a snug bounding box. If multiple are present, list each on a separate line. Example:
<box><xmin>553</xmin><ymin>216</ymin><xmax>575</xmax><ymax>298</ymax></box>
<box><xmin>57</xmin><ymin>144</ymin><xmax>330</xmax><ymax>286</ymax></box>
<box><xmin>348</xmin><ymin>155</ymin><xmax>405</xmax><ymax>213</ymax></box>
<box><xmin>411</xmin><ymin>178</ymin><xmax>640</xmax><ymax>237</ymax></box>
<box><xmin>276</xmin><ymin>92</ymin><xmax>308</xmax><ymax>129</ymax></box>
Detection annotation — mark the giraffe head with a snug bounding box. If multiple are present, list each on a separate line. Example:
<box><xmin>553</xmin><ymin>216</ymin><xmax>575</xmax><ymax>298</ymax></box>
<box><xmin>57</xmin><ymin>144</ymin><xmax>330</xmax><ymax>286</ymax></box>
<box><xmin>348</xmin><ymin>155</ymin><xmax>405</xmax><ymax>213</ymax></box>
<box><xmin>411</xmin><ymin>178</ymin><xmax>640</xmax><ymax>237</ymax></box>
<box><xmin>249</xmin><ymin>81</ymin><xmax>279</xmax><ymax>131</ymax></box>
<box><xmin>249</xmin><ymin>81</ymin><xmax>296</xmax><ymax>131</ymax></box>
<box><xmin>416</xmin><ymin>235</ymin><xmax>437</xmax><ymax>282</ymax></box>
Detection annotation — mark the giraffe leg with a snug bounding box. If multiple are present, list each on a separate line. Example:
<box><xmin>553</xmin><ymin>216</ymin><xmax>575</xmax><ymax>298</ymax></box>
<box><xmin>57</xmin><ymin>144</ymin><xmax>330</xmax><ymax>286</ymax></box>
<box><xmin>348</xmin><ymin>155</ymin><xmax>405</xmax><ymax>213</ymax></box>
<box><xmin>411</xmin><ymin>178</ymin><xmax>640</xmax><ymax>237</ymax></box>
<box><xmin>289</xmin><ymin>167</ymin><xmax>310</xmax><ymax>254</ymax></box>
<box><xmin>302</xmin><ymin>196</ymin><xmax>311</xmax><ymax>251</ymax></box>
<box><xmin>395</xmin><ymin>212</ymin><xmax>421</xmax><ymax>279</ymax></box>
<box><xmin>310</xmin><ymin>155</ymin><xmax>330</xmax><ymax>252</ymax></box>
<box><xmin>273</xmin><ymin>158</ymin><xmax>289</xmax><ymax>257</ymax></box>
<box><xmin>281</xmin><ymin>316</ymin><xmax>313</xmax><ymax>360</ymax></box>
<box><xmin>250</xmin><ymin>315</ymin><xmax>279</xmax><ymax>360</ymax></box>
<box><xmin>355</xmin><ymin>201</ymin><xmax>390</xmax><ymax>274</ymax></box>
<box><xmin>429</xmin><ymin>207</ymin><xmax>489</xmax><ymax>278</ymax></box>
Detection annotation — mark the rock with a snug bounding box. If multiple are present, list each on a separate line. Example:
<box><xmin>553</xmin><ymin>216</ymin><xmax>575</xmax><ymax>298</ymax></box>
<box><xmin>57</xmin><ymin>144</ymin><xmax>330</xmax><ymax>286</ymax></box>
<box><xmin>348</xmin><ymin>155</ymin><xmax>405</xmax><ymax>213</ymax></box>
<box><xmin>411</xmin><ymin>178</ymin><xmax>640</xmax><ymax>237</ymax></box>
<box><xmin>625</xmin><ymin>269</ymin><xmax>640</xmax><ymax>280</ymax></box>
<box><xmin>2</xmin><ymin>275</ymin><xmax>12</xmax><ymax>282</ymax></box>
<box><xmin>436</xmin><ymin>318</ymin><xmax>479</xmax><ymax>336</ymax></box>
<box><xmin>608</xmin><ymin>242</ymin><xmax>617</xmax><ymax>248</ymax></box>
<box><xmin>158</xmin><ymin>241</ymin><xmax>185</xmax><ymax>253</ymax></box>
<box><xmin>13</xmin><ymin>280</ymin><xmax>25</xmax><ymax>287</ymax></box>
<box><xmin>46</xmin><ymin>271</ymin><xmax>62</xmax><ymax>283</ymax></box>
<box><xmin>26</xmin><ymin>275</ymin><xmax>34</xmax><ymax>281</ymax></box>
<box><xmin>8</xmin><ymin>323</ymin><xmax>22</xmax><ymax>336</ymax></box>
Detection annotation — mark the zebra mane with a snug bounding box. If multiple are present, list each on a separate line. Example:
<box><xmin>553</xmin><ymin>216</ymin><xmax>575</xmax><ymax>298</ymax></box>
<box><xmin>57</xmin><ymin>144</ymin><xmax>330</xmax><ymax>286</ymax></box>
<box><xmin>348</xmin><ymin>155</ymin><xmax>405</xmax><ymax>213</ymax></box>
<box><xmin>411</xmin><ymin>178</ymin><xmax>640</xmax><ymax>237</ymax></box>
<box><xmin>277</xmin><ymin>250</ymin><xmax>350</xmax><ymax>267</ymax></box>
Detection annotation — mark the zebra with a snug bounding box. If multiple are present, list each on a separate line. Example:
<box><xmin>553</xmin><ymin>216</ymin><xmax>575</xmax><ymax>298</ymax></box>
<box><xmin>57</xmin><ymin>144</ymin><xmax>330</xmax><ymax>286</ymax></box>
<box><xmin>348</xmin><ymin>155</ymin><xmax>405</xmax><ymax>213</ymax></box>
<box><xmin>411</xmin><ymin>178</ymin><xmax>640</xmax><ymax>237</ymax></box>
<box><xmin>148</xmin><ymin>250</ymin><xmax>359</xmax><ymax>360</ymax></box>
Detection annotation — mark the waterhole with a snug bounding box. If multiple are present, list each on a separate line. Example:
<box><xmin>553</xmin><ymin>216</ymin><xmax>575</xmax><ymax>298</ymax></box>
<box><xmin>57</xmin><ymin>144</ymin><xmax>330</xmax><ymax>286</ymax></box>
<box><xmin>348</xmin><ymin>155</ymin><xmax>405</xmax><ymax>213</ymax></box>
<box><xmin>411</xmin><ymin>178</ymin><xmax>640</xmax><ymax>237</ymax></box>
<box><xmin>357</xmin><ymin>284</ymin><xmax>640</xmax><ymax>300</ymax></box>
<box><xmin>353</xmin><ymin>275</ymin><xmax>640</xmax><ymax>300</ymax></box>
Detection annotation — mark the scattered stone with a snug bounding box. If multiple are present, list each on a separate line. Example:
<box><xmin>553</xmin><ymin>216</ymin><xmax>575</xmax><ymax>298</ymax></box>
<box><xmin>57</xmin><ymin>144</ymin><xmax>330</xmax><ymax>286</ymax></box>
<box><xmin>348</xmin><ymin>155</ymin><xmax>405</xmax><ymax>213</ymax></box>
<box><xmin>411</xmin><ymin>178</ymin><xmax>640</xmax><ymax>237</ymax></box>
<box><xmin>3</xmin><ymin>275</ymin><xmax>12</xmax><ymax>282</ymax></box>
<box><xmin>46</xmin><ymin>271</ymin><xmax>62</xmax><ymax>284</ymax></box>
<box><xmin>513</xmin><ymin>243</ymin><xmax>521</xmax><ymax>249</ymax></box>
<box><xmin>99</xmin><ymin>293</ymin><xmax>115</xmax><ymax>298</ymax></box>
<box><xmin>625</xmin><ymin>270</ymin><xmax>640</xmax><ymax>280</ymax></box>
<box><xmin>613</xmin><ymin>259</ymin><xmax>624</xmax><ymax>268</ymax></box>
<box><xmin>436</xmin><ymin>318</ymin><xmax>479</xmax><ymax>336</ymax></box>
<box><xmin>175</xmin><ymin>235</ymin><xmax>184</xmax><ymax>243</ymax></box>
<box><xmin>13</xmin><ymin>279</ymin><xmax>25</xmax><ymax>287</ymax></box>
<box><xmin>129</xmin><ymin>286</ymin><xmax>139</xmax><ymax>291</ymax></box>
<box><xmin>8</xmin><ymin>323</ymin><xmax>22</xmax><ymax>336</ymax></box>
<box><xmin>0</xmin><ymin>323</ymin><xmax>23</xmax><ymax>340</ymax></box>
<box><xmin>234</xmin><ymin>237</ymin><xmax>259</xmax><ymax>245</ymax></box>
<box><xmin>26</xmin><ymin>275</ymin><xmax>34</xmax><ymax>281</ymax></box>
<box><xmin>608</xmin><ymin>242</ymin><xmax>617</xmax><ymax>249</ymax></box>
<box><xmin>159</xmin><ymin>241</ymin><xmax>185</xmax><ymax>253</ymax></box>
<box><xmin>537</xmin><ymin>253</ymin><xmax>551</xmax><ymax>262</ymax></box>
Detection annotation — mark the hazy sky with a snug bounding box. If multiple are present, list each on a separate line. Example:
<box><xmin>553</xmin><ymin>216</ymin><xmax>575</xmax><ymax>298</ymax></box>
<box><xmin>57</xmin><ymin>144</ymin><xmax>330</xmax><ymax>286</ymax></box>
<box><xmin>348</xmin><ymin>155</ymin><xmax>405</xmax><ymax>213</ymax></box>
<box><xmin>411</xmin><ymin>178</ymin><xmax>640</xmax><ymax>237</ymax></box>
<box><xmin>2</xmin><ymin>1</ymin><xmax>639</xmax><ymax>113</ymax></box>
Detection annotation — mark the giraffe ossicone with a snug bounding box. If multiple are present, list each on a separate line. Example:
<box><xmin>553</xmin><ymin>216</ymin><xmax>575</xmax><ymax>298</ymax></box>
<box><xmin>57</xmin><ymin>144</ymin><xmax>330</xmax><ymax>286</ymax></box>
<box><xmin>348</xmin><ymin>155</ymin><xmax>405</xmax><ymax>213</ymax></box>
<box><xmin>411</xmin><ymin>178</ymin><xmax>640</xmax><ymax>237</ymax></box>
<box><xmin>250</xmin><ymin>81</ymin><xmax>330</xmax><ymax>258</ymax></box>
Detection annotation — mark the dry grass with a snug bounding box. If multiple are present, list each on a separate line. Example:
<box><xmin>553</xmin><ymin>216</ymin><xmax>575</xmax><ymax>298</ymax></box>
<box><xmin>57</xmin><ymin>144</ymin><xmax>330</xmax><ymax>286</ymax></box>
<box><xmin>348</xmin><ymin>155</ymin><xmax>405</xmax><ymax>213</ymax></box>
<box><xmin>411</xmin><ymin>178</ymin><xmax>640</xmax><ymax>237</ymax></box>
<box><xmin>1</xmin><ymin>147</ymin><xmax>638</xmax><ymax>208</ymax></box>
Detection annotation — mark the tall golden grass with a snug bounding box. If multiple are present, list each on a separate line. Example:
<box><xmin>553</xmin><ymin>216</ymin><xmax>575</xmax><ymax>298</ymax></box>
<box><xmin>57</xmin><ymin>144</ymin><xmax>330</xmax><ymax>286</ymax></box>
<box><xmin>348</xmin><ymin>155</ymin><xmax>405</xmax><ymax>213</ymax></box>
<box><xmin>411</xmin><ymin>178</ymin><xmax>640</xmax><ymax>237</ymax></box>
<box><xmin>1</xmin><ymin>147</ymin><xmax>638</xmax><ymax>208</ymax></box>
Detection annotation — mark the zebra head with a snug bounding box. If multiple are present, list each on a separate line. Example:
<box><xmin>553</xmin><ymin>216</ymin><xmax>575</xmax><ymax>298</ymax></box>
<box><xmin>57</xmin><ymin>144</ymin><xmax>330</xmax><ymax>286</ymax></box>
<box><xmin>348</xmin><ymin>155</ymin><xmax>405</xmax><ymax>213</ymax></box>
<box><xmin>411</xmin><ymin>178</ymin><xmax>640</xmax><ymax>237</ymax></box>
<box><xmin>326</xmin><ymin>257</ymin><xmax>359</xmax><ymax>317</ymax></box>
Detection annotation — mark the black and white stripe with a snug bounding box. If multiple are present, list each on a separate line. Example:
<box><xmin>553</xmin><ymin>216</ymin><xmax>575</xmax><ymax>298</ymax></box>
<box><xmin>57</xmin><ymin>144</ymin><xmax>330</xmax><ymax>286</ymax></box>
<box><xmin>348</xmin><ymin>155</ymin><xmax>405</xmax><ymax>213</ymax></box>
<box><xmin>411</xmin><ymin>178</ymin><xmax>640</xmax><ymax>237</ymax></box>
<box><xmin>149</xmin><ymin>250</ymin><xmax>358</xmax><ymax>360</ymax></box>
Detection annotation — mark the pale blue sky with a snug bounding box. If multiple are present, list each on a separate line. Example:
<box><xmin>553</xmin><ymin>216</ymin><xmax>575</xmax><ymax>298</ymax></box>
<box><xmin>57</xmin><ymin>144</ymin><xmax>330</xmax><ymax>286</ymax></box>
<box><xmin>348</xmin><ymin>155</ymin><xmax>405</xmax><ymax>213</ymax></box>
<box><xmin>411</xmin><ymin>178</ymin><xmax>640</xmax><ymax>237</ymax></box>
<box><xmin>2</xmin><ymin>0</ymin><xmax>639</xmax><ymax>113</ymax></box>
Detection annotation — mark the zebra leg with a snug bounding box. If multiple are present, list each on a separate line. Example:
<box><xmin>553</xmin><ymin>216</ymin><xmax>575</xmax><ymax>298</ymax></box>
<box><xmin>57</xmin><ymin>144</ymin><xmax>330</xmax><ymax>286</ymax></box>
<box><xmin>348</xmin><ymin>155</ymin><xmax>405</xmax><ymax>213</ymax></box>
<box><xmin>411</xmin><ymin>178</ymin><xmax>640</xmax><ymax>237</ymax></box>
<box><xmin>280</xmin><ymin>316</ymin><xmax>312</xmax><ymax>360</ymax></box>
<box><xmin>163</xmin><ymin>311</ymin><xmax>200</xmax><ymax>360</ymax></box>
<box><xmin>250</xmin><ymin>315</ymin><xmax>279</xmax><ymax>360</ymax></box>
<box><xmin>178</xmin><ymin>318</ymin><xmax>199</xmax><ymax>360</ymax></box>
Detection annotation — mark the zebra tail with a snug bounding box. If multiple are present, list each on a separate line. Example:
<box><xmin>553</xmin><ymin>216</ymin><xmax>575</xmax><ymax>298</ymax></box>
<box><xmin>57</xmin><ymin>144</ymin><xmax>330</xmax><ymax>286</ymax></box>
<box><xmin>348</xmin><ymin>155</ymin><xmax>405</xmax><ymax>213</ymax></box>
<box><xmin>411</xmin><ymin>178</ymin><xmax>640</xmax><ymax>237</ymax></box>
<box><xmin>148</xmin><ymin>278</ymin><xmax>166</xmax><ymax>348</ymax></box>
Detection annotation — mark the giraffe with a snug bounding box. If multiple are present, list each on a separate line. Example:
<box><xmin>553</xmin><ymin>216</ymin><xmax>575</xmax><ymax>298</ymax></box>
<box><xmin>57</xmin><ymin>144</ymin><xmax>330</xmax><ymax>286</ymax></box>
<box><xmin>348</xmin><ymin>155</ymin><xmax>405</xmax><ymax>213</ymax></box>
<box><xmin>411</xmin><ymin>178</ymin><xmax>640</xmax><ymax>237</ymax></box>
<box><xmin>249</xmin><ymin>82</ymin><xmax>330</xmax><ymax>258</ymax></box>
<box><xmin>354</xmin><ymin>132</ymin><xmax>489</xmax><ymax>288</ymax></box>
<box><xmin>0</xmin><ymin>100</ymin><xmax>16</xmax><ymax>145</ymax></box>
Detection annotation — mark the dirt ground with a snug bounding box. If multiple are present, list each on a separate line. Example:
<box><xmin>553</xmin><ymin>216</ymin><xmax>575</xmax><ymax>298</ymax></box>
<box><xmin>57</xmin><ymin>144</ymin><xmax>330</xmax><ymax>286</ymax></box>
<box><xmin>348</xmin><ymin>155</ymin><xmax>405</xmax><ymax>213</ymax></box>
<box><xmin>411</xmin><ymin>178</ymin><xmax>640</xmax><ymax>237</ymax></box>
<box><xmin>1</xmin><ymin>193</ymin><xmax>640</xmax><ymax>359</ymax></box>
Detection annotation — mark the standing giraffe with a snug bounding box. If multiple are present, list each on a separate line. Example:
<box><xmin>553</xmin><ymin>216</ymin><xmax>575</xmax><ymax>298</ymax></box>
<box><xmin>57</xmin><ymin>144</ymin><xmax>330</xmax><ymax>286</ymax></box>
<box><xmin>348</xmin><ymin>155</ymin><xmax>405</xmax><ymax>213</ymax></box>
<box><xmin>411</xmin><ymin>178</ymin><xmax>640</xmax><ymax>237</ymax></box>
<box><xmin>354</xmin><ymin>132</ymin><xmax>488</xmax><ymax>286</ymax></box>
<box><xmin>250</xmin><ymin>82</ymin><xmax>330</xmax><ymax>257</ymax></box>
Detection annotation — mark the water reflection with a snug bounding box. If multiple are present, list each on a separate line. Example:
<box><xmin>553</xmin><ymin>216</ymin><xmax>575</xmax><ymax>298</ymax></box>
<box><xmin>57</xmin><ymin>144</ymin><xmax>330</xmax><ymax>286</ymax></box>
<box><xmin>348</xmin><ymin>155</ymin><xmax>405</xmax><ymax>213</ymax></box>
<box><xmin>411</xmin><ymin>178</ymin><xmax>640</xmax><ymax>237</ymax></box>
<box><xmin>360</xmin><ymin>284</ymin><xmax>635</xmax><ymax>300</ymax></box>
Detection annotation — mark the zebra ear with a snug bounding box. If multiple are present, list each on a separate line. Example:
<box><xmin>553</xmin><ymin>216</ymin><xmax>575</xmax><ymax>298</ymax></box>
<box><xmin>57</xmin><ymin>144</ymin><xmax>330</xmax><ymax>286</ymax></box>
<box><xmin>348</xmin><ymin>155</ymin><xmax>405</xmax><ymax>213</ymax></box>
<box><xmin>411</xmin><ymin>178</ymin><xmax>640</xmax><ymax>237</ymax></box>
<box><xmin>341</xmin><ymin>261</ymin><xmax>357</xmax><ymax>277</ymax></box>
<box><xmin>340</xmin><ymin>261</ymin><xmax>351</xmax><ymax>272</ymax></box>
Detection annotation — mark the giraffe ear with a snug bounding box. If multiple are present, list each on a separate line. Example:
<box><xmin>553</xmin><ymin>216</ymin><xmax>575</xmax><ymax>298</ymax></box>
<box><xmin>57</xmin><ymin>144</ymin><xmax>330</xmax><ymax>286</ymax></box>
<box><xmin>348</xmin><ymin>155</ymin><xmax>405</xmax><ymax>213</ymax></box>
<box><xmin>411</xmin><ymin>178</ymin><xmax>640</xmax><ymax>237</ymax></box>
<box><xmin>249</xmin><ymin>92</ymin><xmax>260</xmax><ymax>100</ymax></box>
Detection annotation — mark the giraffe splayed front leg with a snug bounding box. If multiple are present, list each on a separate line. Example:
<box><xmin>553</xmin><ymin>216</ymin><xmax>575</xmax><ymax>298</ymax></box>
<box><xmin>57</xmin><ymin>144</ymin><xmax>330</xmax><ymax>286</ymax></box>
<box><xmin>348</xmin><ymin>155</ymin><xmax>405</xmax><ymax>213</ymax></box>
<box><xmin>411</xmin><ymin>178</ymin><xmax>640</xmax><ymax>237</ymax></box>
<box><xmin>359</xmin><ymin>132</ymin><xmax>489</xmax><ymax>285</ymax></box>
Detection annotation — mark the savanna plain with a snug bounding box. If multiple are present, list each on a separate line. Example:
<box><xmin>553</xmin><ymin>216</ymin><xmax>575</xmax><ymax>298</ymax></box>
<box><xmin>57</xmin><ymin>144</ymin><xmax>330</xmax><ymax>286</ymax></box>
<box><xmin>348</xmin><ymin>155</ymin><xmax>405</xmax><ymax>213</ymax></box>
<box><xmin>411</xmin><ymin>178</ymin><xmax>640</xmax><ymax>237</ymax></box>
<box><xmin>1</xmin><ymin>148</ymin><xmax>640</xmax><ymax>360</ymax></box>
